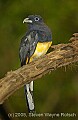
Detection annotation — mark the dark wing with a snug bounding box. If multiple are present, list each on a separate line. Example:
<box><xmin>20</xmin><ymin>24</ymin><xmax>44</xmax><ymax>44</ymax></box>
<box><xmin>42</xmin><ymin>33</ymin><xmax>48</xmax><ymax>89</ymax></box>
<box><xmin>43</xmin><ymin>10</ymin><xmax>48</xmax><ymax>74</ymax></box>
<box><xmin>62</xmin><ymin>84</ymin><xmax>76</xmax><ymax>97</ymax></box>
<box><xmin>19</xmin><ymin>31</ymin><xmax>38</xmax><ymax>66</ymax></box>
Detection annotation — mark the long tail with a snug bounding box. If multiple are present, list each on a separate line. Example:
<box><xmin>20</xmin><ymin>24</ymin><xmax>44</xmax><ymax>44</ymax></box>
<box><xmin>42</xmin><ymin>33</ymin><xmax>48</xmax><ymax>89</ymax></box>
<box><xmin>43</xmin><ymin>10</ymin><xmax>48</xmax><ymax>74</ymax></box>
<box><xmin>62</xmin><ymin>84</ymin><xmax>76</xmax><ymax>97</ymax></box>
<box><xmin>24</xmin><ymin>81</ymin><xmax>35</xmax><ymax>112</ymax></box>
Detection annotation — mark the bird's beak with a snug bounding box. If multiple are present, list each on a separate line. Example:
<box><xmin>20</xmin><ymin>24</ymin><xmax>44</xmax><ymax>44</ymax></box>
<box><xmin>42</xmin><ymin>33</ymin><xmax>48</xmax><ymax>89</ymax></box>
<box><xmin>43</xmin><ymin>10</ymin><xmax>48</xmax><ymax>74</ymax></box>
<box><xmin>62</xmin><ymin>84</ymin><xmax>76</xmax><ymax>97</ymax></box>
<box><xmin>23</xmin><ymin>18</ymin><xmax>32</xmax><ymax>23</ymax></box>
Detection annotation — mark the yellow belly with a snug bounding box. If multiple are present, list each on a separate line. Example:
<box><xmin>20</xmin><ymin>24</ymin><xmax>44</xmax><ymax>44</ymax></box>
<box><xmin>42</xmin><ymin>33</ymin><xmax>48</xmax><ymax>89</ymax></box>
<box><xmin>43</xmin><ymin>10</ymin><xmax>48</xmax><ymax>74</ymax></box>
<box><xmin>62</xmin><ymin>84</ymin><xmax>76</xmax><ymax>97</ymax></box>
<box><xmin>29</xmin><ymin>41</ymin><xmax>52</xmax><ymax>62</ymax></box>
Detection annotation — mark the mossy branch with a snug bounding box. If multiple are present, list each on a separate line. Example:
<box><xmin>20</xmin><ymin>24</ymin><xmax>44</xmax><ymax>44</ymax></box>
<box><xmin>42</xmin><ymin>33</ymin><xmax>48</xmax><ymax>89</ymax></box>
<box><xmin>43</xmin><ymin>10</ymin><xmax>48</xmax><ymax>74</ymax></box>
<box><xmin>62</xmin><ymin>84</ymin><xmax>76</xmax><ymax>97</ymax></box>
<box><xmin>0</xmin><ymin>33</ymin><xmax>78</xmax><ymax>104</ymax></box>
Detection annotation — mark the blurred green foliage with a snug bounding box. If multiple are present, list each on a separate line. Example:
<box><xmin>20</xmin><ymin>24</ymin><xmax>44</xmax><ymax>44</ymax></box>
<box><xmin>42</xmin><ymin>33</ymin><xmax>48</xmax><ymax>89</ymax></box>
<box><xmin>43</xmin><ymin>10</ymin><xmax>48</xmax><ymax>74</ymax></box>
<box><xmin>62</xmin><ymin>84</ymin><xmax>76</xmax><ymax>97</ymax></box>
<box><xmin>0</xmin><ymin>0</ymin><xmax>78</xmax><ymax>120</ymax></box>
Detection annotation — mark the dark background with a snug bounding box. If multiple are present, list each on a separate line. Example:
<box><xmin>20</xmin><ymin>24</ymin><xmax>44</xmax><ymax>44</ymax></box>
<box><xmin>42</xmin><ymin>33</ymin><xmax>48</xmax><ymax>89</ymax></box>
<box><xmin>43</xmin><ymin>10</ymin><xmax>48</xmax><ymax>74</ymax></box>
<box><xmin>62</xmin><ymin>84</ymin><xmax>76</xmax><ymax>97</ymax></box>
<box><xmin>0</xmin><ymin>0</ymin><xmax>78</xmax><ymax>120</ymax></box>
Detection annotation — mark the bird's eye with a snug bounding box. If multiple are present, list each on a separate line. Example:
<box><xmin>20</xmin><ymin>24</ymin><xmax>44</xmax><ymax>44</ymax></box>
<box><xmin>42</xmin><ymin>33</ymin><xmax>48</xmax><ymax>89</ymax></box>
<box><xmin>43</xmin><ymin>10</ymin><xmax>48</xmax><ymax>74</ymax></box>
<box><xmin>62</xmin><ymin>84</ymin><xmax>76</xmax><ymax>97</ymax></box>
<box><xmin>35</xmin><ymin>17</ymin><xmax>39</xmax><ymax>21</ymax></box>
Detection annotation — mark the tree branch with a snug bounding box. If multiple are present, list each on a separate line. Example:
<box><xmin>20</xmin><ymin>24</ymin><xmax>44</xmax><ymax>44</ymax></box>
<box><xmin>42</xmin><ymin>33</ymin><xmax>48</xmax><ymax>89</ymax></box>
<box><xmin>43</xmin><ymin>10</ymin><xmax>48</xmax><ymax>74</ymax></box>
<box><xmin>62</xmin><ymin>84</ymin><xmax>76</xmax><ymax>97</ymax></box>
<box><xmin>0</xmin><ymin>33</ymin><xmax>78</xmax><ymax>104</ymax></box>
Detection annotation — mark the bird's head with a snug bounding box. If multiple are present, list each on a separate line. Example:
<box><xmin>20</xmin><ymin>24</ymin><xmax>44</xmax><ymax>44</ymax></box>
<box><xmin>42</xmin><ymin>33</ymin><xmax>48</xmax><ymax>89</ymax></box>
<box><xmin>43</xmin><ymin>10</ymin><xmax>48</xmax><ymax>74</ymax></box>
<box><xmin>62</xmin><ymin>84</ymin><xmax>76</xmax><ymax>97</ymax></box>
<box><xmin>23</xmin><ymin>15</ymin><xmax>43</xmax><ymax>24</ymax></box>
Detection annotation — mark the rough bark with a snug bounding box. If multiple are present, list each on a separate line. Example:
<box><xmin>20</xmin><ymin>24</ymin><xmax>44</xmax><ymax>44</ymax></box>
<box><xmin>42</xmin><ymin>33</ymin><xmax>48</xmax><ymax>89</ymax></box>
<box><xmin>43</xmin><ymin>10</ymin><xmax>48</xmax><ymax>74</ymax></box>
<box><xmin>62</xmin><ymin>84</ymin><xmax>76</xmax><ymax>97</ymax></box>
<box><xmin>0</xmin><ymin>33</ymin><xmax>78</xmax><ymax>104</ymax></box>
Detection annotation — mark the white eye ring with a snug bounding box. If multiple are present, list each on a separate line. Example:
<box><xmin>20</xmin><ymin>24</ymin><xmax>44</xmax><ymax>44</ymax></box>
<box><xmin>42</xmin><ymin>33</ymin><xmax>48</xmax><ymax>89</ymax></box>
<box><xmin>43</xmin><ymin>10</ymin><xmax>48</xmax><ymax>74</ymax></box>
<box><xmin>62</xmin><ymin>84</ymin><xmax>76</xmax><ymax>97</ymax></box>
<box><xmin>35</xmin><ymin>17</ymin><xmax>39</xmax><ymax>21</ymax></box>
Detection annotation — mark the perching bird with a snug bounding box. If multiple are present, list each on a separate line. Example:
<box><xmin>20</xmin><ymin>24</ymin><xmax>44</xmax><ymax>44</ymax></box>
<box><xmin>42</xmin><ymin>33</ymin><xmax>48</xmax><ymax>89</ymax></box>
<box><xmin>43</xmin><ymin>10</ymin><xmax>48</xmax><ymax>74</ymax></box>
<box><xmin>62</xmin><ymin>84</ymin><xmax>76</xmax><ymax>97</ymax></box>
<box><xmin>19</xmin><ymin>15</ymin><xmax>52</xmax><ymax>113</ymax></box>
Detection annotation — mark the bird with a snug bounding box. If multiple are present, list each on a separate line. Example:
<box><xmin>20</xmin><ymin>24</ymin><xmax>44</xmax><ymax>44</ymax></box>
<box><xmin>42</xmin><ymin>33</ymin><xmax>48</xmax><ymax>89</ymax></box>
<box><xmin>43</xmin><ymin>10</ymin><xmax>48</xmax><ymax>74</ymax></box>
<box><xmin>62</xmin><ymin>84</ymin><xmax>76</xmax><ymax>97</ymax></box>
<box><xmin>19</xmin><ymin>15</ymin><xmax>52</xmax><ymax>113</ymax></box>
